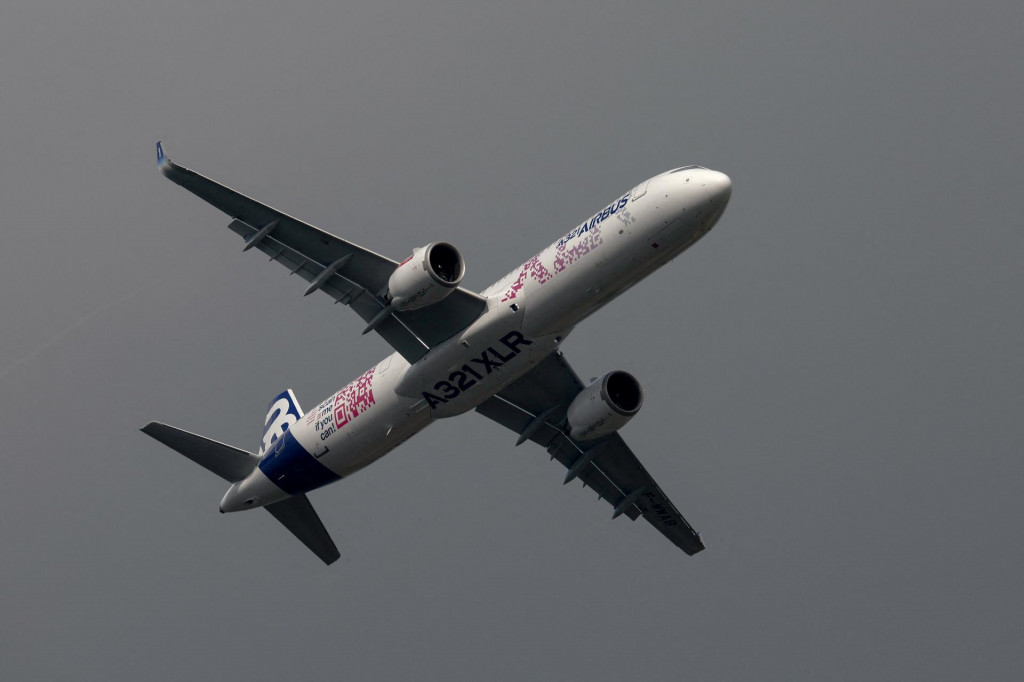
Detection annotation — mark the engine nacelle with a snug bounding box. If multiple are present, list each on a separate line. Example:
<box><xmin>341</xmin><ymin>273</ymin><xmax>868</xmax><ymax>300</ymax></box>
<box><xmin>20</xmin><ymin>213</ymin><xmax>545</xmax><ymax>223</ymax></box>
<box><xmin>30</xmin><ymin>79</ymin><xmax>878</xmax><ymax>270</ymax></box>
<box><xmin>566</xmin><ymin>371</ymin><xmax>644</xmax><ymax>441</ymax></box>
<box><xmin>387</xmin><ymin>242</ymin><xmax>466</xmax><ymax>311</ymax></box>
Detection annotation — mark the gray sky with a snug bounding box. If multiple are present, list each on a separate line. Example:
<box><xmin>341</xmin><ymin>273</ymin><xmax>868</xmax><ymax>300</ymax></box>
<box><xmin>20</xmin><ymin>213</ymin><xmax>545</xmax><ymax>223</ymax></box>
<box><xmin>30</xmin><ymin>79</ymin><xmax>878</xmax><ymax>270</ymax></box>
<box><xmin>1</xmin><ymin>1</ymin><xmax>1021</xmax><ymax>680</ymax></box>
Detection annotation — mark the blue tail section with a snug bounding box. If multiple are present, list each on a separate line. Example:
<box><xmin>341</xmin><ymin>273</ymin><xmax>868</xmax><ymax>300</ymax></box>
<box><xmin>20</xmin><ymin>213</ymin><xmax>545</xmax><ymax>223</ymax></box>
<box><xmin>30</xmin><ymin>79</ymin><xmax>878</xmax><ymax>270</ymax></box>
<box><xmin>259</xmin><ymin>389</ymin><xmax>304</xmax><ymax>457</ymax></box>
<box><xmin>265</xmin><ymin>494</ymin><xmax>341</xmax><ymax>565</ymax></box>
<box><xmin>141</xmin><ymin>390</ymin><xmax>342</xmax><ymax>566</ymax></box>
<box><xmin>256</xmin><ymin>389</ymin><xmax>340</xmax><ymax>496</ymax></box>
<box><xmin>258</xmin><ymin>428</ymin><xmax>341</xmax><ymax>496</ymax></box>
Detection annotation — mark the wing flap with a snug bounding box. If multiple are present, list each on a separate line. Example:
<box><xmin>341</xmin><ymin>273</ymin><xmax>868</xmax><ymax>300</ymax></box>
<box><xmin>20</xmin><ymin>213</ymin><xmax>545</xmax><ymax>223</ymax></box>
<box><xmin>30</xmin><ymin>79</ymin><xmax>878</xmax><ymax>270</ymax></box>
<box><xmin>227</xmin><ymin>218</ymin><xmax>430</xmax><ymax>361</ymax></box>
<box><xmin>164</xmin><ymin>160</ymin><xmax>396</xmax><ymax>289</ymax></box>
<box><xmin>475</xmin><ymin>396</ymin><xmax>641</xmax><ymax>520</ymax></box>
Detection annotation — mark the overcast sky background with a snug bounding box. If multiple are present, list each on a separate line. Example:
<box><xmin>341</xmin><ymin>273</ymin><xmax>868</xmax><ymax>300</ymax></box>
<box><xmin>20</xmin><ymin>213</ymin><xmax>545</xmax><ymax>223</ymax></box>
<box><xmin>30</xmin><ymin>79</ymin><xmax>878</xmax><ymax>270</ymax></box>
<box><xmin>1</xmin><ymin>1</ymin><xmax>1021</xmax><ymax>680</ymax></box>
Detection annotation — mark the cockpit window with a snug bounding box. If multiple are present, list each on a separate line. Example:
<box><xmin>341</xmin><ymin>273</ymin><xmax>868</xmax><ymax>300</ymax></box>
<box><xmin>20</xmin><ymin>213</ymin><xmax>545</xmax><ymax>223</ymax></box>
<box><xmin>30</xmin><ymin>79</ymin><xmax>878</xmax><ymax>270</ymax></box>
<box><xmin>669</xmin><ymin>166</ymin><xmax>705</xmax><ymax>173</ymax></box>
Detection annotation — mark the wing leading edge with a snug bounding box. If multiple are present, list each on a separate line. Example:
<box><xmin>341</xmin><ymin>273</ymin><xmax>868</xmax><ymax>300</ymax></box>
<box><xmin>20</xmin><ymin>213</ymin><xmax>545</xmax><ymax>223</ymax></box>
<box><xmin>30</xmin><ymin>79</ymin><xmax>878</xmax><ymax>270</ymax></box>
<box><xmin>476</xmin><ymin>351</ymin><xmax>706</xmax><ymax>555</ymax></box>
<box><xmin>155</xmin><ymin>142</ymin><xmax>486</xmax><ymax>362</ymax></box>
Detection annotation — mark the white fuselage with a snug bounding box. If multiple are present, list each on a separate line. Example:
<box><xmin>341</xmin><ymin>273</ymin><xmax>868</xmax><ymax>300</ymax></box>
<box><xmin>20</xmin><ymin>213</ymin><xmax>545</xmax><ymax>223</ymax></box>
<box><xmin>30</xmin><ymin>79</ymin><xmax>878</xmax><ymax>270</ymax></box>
<box><xmin>220</xmin><ymin>167</ymin><xmax>731</xmax><ymax>512</ymax></box>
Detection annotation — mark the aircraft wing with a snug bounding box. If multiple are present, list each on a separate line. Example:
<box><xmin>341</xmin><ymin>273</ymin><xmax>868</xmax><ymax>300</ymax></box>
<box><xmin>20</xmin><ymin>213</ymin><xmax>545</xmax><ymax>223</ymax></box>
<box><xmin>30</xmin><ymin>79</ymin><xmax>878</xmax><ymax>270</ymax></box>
<box><xmin>475</xmin><ymin>351</ymin><xmax>706</xmax><ymax>555</ymax></box>
<box><xmin>156</xmin><ymin>142</ymin><xmax>486</xmax><ymax>363</ymax></box>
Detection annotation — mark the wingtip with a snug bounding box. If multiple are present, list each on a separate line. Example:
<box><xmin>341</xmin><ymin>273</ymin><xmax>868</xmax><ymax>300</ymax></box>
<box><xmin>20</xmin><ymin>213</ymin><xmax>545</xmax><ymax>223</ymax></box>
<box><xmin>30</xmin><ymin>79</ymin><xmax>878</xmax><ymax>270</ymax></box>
<box><xmin>156</xmin><ymin>141</ymin><xmax>172</xmax><ymax>174</ymax></box>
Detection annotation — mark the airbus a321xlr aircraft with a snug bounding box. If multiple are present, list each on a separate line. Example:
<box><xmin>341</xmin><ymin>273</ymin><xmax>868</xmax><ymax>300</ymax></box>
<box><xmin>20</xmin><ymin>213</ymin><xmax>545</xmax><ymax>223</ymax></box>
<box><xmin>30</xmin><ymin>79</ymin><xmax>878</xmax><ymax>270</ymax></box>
<box><xmin>142</xmin><ymin>142</ymin><xmax>732</xmax><ymax>564</ymax></box>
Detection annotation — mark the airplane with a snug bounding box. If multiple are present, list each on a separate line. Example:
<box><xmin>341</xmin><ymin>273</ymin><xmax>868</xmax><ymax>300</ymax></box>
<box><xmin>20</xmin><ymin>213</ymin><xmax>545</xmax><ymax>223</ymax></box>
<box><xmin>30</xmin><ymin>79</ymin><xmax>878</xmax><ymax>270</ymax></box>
<box><xmin>142</xmin><ymin>141</ymin><xmax>732</xmax><ymax>565</ymax></box>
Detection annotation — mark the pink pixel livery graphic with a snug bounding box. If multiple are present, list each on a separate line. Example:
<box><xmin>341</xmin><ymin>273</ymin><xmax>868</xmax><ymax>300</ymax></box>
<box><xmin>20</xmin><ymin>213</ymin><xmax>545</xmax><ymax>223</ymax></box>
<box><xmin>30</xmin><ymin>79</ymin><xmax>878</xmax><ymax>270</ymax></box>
<box><xmin>501</xmin><ymin>193</ymin><xmax>628</xmax><ymax>302</ymax></box>
<box><xmin>501</xmin><ymin>254</ymin><xmax>554</xmax><ymax>302</ymax></box>
<box><xmin>334</xmin><ymin>367</ymin><xmax>376</xmax><ymax>429</ymax></box>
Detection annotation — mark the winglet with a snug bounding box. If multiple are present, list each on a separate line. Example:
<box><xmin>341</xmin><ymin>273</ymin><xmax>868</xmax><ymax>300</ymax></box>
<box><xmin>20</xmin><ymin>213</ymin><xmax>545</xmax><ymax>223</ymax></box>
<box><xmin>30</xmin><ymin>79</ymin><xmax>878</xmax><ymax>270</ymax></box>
<box><xmin>156</xmin><ymin>140</ymin><xmax>170</xmax><ymax>173</ymax></box>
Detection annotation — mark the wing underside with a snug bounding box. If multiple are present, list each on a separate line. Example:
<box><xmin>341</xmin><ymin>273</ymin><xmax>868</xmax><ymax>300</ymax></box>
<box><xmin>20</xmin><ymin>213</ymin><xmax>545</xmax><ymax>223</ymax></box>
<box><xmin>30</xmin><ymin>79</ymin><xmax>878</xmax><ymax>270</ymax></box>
<box><xmin>157</xmin><ymin>142</ymin><xmax>486</xmax><ymax>362</ymax></box>
<box><xmin>476</xmin><ymin>351</ymin><xmax>705</xmax><ymax>555</ymax></box>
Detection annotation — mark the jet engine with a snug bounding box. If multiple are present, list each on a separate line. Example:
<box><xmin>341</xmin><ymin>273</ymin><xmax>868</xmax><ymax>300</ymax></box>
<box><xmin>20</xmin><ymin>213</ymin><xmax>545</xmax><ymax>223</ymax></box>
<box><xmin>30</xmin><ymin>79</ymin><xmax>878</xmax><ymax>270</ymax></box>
<box><xmin>566</xmin><ymin>371</ymin><xmax>644</xmax><ymax>441</ymax></box>
<box><xmin>388</xmin><ymin>242</ymin><xmax>466</xmax><ymax>311</ymax></box>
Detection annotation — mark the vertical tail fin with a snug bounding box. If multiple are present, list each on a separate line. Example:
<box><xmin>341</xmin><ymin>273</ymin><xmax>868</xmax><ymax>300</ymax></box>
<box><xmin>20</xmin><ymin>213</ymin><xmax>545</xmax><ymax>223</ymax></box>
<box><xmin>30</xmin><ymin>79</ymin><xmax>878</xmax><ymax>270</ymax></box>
<box><xmin>259</xmin><ymin>389</ymin><xmax>303</xmax><ymax>457</ymax></box>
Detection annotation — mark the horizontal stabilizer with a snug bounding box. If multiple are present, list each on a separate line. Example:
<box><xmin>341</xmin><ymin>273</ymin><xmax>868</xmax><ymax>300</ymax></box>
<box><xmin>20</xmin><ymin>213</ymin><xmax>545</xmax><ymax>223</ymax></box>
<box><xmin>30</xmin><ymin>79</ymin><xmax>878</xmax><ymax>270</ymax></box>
<box><xmin>265</xmin><ymin>494</ymin><xmax>341</xmax><ymax>565</ymax></box>
<box><xmin>141</xmin><ymin>422</ymin><xmax>259</xmax><ymax>483</ymax></box>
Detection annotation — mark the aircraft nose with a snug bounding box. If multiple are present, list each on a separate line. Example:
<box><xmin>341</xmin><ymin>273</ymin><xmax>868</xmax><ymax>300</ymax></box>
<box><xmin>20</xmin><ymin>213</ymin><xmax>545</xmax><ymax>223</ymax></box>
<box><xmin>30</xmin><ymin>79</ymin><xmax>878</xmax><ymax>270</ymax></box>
<box><xmin>688</xmin><ymin>169</ymin><xmax>731</xmax><ymax>231</ymax></box>
<box><xmin>700</xmin><ymin>169</ymin><xmax>732</xmax><ymax>205</ymax></box>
